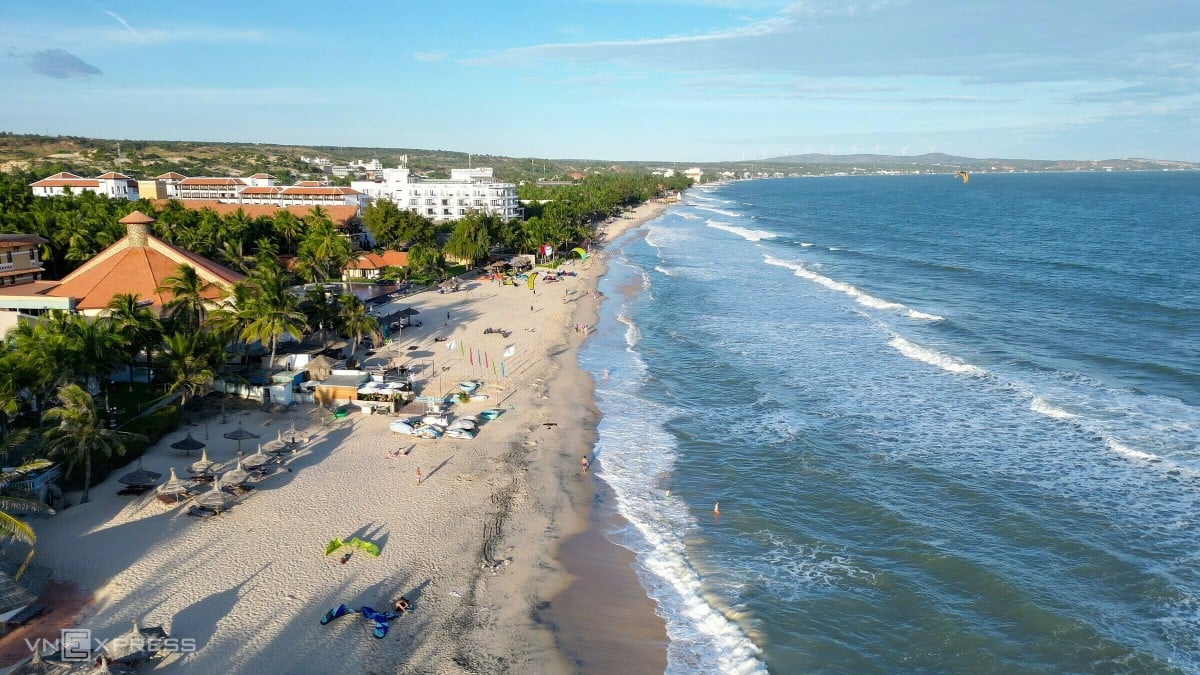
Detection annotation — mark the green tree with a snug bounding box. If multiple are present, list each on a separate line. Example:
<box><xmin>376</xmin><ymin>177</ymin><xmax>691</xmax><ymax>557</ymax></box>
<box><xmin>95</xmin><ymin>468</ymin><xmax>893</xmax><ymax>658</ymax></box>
<box><xmin>444</xmin><ymin>213</ymin><xmax>493</xmax><ymax>267</ymax></box>
<box><xmin>158</xmin><ymin>264</ymin><xmax>216</xmax><ymax>334</ymax></box>
<box><xmin>105</xmin><ymin>294</ymin><xmax>163</xmax><ymax>384</ymax></box>
<box><xmin>336</xmin><ymin>294</ymin><xmax>380</xmax><ymax>360</ymax></box>
<box><xmin>40</xmin><ymin>384</ymin><xmax>143</xmax><ymax>504</ymax></box>
<box><xmin>297</xmin><ymin>218</ymin><xmax>351</xmax><ymax>283</ymax></box>
<box><xmin>240</xmin><ymin>262</ymin><xmax>306</xmax><ymax>373</ymax></box>
<box><xmin>0</xmin><ymin>450</ymin><xmax>54</xmax><ymax>545</ymax></box>
<box><xmin>159</xmin><ymin>331</ymin><xmax>224</xmax><ymax>409</ymax></box>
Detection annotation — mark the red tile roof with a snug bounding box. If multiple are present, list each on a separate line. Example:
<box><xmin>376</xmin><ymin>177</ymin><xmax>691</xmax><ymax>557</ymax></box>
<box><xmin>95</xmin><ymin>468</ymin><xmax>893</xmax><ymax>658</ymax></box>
<box><xmin>347</xmin><ymin>250</ymin><xmax>408</xmax><ymax>270</ymax></box>
<box><xmin>281</xmin><ymin>186</ymin><xmax>360</xmax><ymax>196</ymax></box>
<box><xmin>150</xmin><ymin>200</ymin><xmax>360</xmax><ymax>227</ymax></box>
<box><xmin>46</xmin><ymin>232</ymin><xmax>243</xmax><ymax>311</ymax></box>
<box><xmin>249</xmin><ymin>173</ymin><xmax>276</xmax><ymax>179</ymax></box>
<box><xmin>179</xmin><ymin>177</ymin><xmax>247</xmax><ymax>187</ymax></box>
<box><xmin>0</xmin><ymin>234</ymin><xmax>48</xmax><ymax>248</ymax></box>
<box><xmin>29</xmin><ymin>174</ymin><xmax>99</xmax><ymax>188</ymax></box>
<box><xmin>156</xmin><ymin>172</ymin><xmax>187</xmax><ymax>180</ymax></box>
<box><xmin>239</xmin><ymin>187</ymin><xmax>285</xmax><ymax>196</ymax></box>
<box><xmin>95</xmin><ymin>172</ymin><xmax>131</xmax><ymax>180</ymax></box>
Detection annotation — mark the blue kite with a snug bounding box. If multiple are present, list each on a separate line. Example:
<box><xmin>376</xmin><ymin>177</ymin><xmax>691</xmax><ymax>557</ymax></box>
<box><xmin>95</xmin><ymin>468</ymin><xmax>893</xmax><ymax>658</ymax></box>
<box><xmin>320</xmin><ymin>604</ymin><xmax>400</xmax><ymax>639</ymax></box>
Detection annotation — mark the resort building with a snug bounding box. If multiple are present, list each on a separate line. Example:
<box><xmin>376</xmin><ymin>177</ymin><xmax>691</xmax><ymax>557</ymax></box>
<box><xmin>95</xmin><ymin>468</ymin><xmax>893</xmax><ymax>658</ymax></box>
<box><xmin>28</xmin><ymin>172</ymin><xmax>140</xmax><ymax>200</ymax></box>
<box><xmin>44</xmin><ymin>211</ymin><xmax>243</xmax><ymax>317</ymax></box>
<box><xmin>0</xmin><ymin>234</ymin><xmax>70</xmax><ymax>335</ymax></box>
<box><xmin>683</xmin><ymin>167</ymin><xmax>704</xmax><ymax>184</ymax></box>
<box><xmin>344</xmin><ymin>250</ymin><xmax>408</xmax><ymax>281</ymax></box>
<box><xmin>351</xmin><ymin>166</ymin><xmax>523</xmax><ymax>222</ymax></box>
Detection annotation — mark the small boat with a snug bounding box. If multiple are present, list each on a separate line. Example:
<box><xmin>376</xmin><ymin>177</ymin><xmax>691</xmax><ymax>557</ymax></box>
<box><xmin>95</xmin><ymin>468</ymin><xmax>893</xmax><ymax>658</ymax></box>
<box><xmin>469</xmin><ymin>393</ymin><xmax>489</xmax><ymax>401</ymax></box>
<box><xmin>447</xmin><ymin>419</ymin><xmax>477</xmax><ymax>431</ymax></box>
<box><xmin>459</xmin><ymin>380</ymin><xmax>481</xmax><ymax>393</ymax></box>
<box><xmin>389</xmin><ymin>420</ymin><xmax>415</xmax><ymax>435</ymax></box>
<box><xmin>421</xmin><ymin>415</ymin><xmax>449</xmax><ymax>428</ymax></box>
<box><xmin>413</xmin><ymin>427</ymin><xmax>443</xmax><ymax>439</ymax></box>
<box><xmin>479</xmin><ymin>409</ymin><xmax>504</xmax><ymax>420</ymax></box>
<box><xmin>445</xmin><ymin>428</ymin><xmax>476</xmax><ymax>440</ymax></box>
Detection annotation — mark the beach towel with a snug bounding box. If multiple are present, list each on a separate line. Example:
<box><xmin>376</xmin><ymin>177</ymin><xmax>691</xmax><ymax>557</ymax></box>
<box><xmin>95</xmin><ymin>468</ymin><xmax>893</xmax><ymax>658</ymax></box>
<box><xmin>320</xmin><ymin>603</ymin><xmax>349</xmax><ymax>625</ymax></box>
<box><xmin>360</xmin><ymin>607</ymin><xmax>400</xmax><ymax>639</ymax></box>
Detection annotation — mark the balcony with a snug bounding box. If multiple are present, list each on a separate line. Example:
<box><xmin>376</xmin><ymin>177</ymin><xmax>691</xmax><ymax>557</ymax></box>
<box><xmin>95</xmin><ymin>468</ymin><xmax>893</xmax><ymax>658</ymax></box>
<box><xmin>0</xmin><ymin>262</ymin><xmax>13</xmax><ymax>272</ymax></box>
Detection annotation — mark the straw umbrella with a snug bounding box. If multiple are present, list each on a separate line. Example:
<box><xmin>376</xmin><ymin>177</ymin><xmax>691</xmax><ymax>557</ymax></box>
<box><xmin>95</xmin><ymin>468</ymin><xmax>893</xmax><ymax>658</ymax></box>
<box><xmin>195</xmin><ymin>481</ymin><xmax>233</xmax><ymax>511</ymax></box>
<box><xmin>223</xmin><ymin>423</ymin><xmax>260</xmax><ymax>457</ymax></box>
<box><xmin>156</xmin><ymin>467</ymin><xmax>191</xmax><ymax>497</ymax></box>
<box><xmin>98</xmin><ymin>618</ymin><xmax>166</xmax><ymax>667</ymax></box>
<box><xmin>187</xmin><ymin>448</ymin><xmax>222</xmax><ymax>479</ymax></box>
<box><xmin>241</xmin><ymin>446</ymin><xmax>272</xmax><ymax>470</ymax></box>
<box><xmin>118</xmin><ymin>459</ymin><xmax>161</xmax><ymax>488</ymax></box>
<box><xmin>169</xmin><ymin>432</ymin><xmax>206</xmax><ymax>458</ymax></box>
<box><xmin>6</xmin><ymin>651</ymin><xmax>77</xmax><ymax>675</ymax></box>
<box><xmin>220</xmin><ymin>463</ymin><xmax>250</xmax><ymax>488</ymax></box>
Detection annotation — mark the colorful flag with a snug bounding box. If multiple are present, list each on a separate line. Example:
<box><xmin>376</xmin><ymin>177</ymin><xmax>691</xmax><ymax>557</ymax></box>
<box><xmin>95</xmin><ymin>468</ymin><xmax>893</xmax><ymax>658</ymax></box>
<box><xmin>484</xmin><ymin>352</ymin><xmax>489</xmax><ymax>368</ymax></box>
<box><xmin>501</xmin><ymin>362</ymin><xmax>506</xmax><ymax>378</ymax></box>
<box><xmin>469</xmin><ymin>349</ymin><xmax>474</xmax><ymax>365</ymax></box>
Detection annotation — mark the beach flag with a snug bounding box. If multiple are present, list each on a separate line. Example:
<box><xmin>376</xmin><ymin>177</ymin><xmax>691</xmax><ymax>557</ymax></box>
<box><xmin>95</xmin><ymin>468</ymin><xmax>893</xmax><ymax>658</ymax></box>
<box><xmin>469</xmin><ymin>349</ymin><xmax>474</xmax><ymax>365</ymax></box>
<box><xmin>460</xmin><ymin>341</ymin><xmax>466</xmax><ymax>357</ymax></box>
<box><xmin>503</xmin><ymin>345</ymin><xmax>515</xmax><ymax>358</ymax></box>
<box><xmin>477</xmin><ymin>348</ymin><xmax>482</xmax><ymax>367</ymax></box>
<box><xmin>500</xmin><ymin>362</ymin><xmax>506</xmax><ymax>378</ymax></box>
<box><xmin>447</xmin><ymin>340</ymin><xmax>457</xmax><ymax>352</ymax></box>
<box><xmin>485</xmin><ymin>352</ymin><xmax>489</xmax><ymax>368</ymax></box>
<box><xmin>493</xmin><ymin>361</ymin><xmax>497</xmax><ymax>374</ymax></box>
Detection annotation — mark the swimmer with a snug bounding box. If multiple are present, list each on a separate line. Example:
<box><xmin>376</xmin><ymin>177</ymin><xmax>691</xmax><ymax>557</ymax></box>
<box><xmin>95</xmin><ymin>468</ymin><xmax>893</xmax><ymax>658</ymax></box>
<box><xmin>714</xmin><ymin>502</ymin><xmax>720</xmax><ymax>515</ymax></box>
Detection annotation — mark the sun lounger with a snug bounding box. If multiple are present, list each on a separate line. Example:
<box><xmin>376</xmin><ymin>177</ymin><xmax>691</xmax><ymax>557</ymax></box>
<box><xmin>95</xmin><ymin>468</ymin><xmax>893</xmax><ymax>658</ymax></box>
<box><xmin>186</xmin><ymin>506</ymin><xmax>220</xmax><ymax>518</ymax></box>
<box><xmin>6</xmin><ymin>604</ymin><xmax>44</xmax><ymax>627</ymax></box>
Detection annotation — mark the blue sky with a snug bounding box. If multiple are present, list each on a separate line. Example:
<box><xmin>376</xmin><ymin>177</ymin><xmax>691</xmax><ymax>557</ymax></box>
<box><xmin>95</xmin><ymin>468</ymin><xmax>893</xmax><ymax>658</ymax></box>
<box><xmin>2</xmin><ymin>1</ymin><xmax>1197</xmax><ymax>162</ymax></box>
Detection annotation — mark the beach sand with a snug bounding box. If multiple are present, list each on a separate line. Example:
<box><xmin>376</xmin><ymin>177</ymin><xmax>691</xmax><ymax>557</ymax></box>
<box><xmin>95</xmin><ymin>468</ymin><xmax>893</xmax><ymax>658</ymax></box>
<box><xmin>5</xmin><ymin>200</ymin><xmax>670</xmax><ymax>673</ymax></box>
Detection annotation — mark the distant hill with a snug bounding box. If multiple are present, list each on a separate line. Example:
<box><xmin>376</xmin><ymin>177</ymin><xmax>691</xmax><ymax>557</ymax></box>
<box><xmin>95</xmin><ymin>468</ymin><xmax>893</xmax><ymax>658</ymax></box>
<box><xmin>1</xmin><ymin>132</ymin><xmax>1194</xmax><ymax>183</ymax></box>
<box><xmin>755</xmin><ymin>152</ymin><xmax>1199</xmax><ymax>174</ymax></box>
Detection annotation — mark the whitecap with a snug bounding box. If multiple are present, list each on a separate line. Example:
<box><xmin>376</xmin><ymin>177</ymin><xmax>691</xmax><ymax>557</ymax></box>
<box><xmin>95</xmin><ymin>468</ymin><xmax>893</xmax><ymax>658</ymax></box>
<box><xmin>706</xmin><ymin>220</ymin><xmax>777</xmax><ymax>242</ymax></box>
<box><xmin>887</xmin><ymin>335</ymin><xmax>986</xmax><ymax>376</ymax></box>
<box><xmin>764</xmin><ymin>255</ymin><xmax>943</xmax><ymax>323</ymax></box>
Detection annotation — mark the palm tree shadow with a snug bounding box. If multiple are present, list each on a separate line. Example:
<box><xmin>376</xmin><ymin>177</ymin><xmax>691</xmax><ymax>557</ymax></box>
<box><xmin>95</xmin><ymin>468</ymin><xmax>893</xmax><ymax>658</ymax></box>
<box><xmin>171</xmin><ymin>564</ymin><xmax>269</xmax><ymax>650</ymax></box>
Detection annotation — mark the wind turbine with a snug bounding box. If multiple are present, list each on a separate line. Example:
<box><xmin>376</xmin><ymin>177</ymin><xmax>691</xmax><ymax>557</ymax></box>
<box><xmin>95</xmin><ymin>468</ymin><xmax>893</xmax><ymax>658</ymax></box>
<box><xmin>851</xmin><ymin>144</ymin><xmax>858</xmax><ymax>155</ymax></box>
<box><xmin>874</xmin><ymin>144</ymin><xmax>881</xmax><ymax>153</ymax></box>
<box><xmin>900</xmin><ymin>145</ymin><xmax>908</xmax><ymax>156</ymax></box>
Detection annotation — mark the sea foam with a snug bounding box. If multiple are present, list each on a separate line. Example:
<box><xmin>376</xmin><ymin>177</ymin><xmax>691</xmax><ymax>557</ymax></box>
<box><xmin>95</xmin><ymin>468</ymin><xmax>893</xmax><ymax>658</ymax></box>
<box><xmin>706</xmin><ymin>220</ymin><xmax>777</xmax><ymax>242</ymax></box>
<box><xmin>888</xmin><ymin>335</ymin><xmax>986</xmax><ymax>376</ymax></box>
<box><xmin>764</xmin><ymin>255</ymin><xmax>944</xmax><ymax>322</ymax></box>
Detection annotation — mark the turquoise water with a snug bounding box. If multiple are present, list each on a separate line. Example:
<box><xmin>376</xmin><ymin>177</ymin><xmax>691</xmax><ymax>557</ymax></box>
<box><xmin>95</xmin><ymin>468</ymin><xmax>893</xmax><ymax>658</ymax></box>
<box><xmin>580</xmin><ymin>173</ymin><xmax>1200</xmax><ymax>673</ymax></box>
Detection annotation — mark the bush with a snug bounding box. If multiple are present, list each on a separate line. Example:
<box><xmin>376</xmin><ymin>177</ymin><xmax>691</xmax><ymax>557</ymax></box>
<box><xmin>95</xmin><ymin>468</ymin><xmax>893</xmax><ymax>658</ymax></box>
<box><xmin>59</xmin><ymin>405</ymin><xmax>181</xmax><ymax>491</ymax></box>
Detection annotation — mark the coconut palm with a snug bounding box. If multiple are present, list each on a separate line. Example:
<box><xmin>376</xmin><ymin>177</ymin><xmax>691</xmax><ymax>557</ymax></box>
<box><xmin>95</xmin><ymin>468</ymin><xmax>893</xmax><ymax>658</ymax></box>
<box><xmin>336</xmin><ymin>295</ymin><xmax>380</xmax><ymax>360</ymax></box>
<box><xmin>300</xmin><ymin>287</ymin><xmax>340</xmax><ymax>349</ymax></box>
<box><xmin>241</xmin><ymin>265</ymin><xmax>306</xmax><ymax>373</ymax></box>
<box><xmin>0</xmin><ymin>444</ymin><xmax>53</xmax><ymax>545</ymax></box>
<box><xmin>64</xmin><ymin>314</ymin><xmax>125</xmax><ymax>395</ymax></box>
<box><xmin>105</xmin><ymin>293</ymin><xmax>163</xmax><ymax>383</ymax></box>
<box><xmin>159</xmin><ymin>332</ymin><xmax>224</xmax><ymax>409</ymax></box>
<box><xmin>40</xmin><ymin>385</ymin><xmax>144</xmax><ymax>504</ymax></box>
<box><xmin>158</xmin><ymin>264</ymin><xmax>216</xmax><ymax>334</ymax></box>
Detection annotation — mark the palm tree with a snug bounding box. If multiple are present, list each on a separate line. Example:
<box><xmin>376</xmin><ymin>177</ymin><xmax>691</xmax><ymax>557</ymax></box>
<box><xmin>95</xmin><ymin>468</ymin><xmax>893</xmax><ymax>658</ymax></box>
<box><xmin>158</xmin><ymin>264</ymin><xmax>216</xmax><ymax>333</ymax></box>
<box><xmin>159</xmin><ymin>332</ymin><xmax>224</xmax><ymax>409</ymax></box>
<box><xmin>64</xmin><ymin>315</ymin><xmax>125</xmax><ymax>396</ymax></box>
<box><xmin>241</xmin><ymin>265</ymin><xmax>306</xmax><ymax>373</ymax></box>
<box><xmin>272</xmin><ymin>211</ymin><xmax>303</xmax><ymax>254</ymax></box>
<box><xmin>40</xmin><ymin>385</ymin><xmax>143</xmax><ymax>504</ymax></box>
<box><xmin>105</xmin><ymin>293</ymin><xmax>163</xmax><ymax>384</ymax></box>
<box><xmin>0</xmin><ymin>442</ymin><xmax>53</xmax><ymax>545</ymax></box>
<box><xmin>297</xmin><ymin>219</ymin><xmax>351</xmax><ymax>283</ymax></box>
<box><xmin>300</xmin><ymin>287</ymin><xmax>339</xmax><ymax>349</ymax></box>
<box><xmin>336</xmin><ymin>295</ymin><xmax>380</xmax><ymax>360</ymax></box>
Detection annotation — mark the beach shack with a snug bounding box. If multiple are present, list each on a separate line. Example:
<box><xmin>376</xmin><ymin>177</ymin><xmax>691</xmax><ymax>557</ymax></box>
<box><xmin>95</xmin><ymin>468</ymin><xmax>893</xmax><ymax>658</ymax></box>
<box><xmin>314</xmin><ymin>370</ymin><xmax>370</xmax><ymax>406</ymax></box>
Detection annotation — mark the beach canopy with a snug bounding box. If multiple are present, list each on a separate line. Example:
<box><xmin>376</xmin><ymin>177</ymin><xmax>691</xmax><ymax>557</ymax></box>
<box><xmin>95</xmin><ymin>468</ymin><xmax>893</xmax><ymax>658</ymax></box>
<box><xmin>223</xmin><ymin>423</ymin><xmax>261</xmax><ymax>455</ymax></box>
<box><xmin>188</xmin><ymin>449</ymin><xmax>221</xmax><ymax>476</ymax></box>
<box><xmin>241</xmin><ymin>448</ymin><xmax>272</xmax><ymax>469</ymax></box>
<box><xmin>7</xmin><ymin>650</ymin><xmax>76</xmax><ymax>675</ymax></box>
<box><xmin>157</xmin><ymin>467</ymin><xmax>191</xmax><ymax>496</ymax></box>
<box><xmin>221</xmin><ymin>463</ymin><xmax>250</xmax><ymax>487</ymax></box>
<box><xmin>195</xmin><ymin>481</ymin><xmax>233</xmax><ymax>510</ymax></box>
<box><xmin>169</xmin><ymin>432</ymin><xmax>206</xmax><ymax>457</ymax></box>
<box><xmin>118</xmin><ymin>459</ymin><xmax>162</xmax><ymax>487</ymax></box>
<box><xmin>98</xmin><ymin>618</ymin><xmax>168</xmax><ymax>666</ymax></box>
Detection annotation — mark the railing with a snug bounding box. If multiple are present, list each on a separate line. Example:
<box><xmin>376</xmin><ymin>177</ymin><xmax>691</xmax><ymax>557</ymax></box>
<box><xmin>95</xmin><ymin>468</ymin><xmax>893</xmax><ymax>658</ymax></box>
<box><xmin>0</xmin><ymin>262</ymin><xmax>12</xmax><ymax>272</ymax></box>
<box><xmin>2</xmin><ymin>465</ymin><xmax>61</xmax><ymax>494</ymax></box>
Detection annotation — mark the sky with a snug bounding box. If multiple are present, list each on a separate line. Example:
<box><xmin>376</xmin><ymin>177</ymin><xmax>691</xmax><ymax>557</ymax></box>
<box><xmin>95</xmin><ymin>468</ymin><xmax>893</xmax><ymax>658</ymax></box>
<box><xmin>1</xmin><ymin>1</ymin><xmax>1197</xmax><ymax>163</ymax></box>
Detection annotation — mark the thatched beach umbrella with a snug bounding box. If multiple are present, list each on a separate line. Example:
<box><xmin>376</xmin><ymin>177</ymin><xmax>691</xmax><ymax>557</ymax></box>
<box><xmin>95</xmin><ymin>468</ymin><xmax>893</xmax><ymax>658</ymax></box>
<box><xmin>188</xmin><ymin>449</ymin><xmax>222</xmax><ymax>477</ymax></box>
<box><xmin>221</xmin><ymin>463</ymin><xmax>250</xmax><ymax>487</ymax></box>
<box><xmin>195</xmin><ymin>481</ymin><xmax>233</xmax><ymax>511</ymax></box>
<box><xmin>170</xmin><ymin>432</ymin><xmax>206</xmax><ymax>458</ymax></box>
<box><xmin>7</xmin><ymin>651</ymin><xmax>76</xmax><ymax>675</ymax></box>
<box><xmin>241</xmin><ymin>446</ymin><xmax>271</xmax><ymax>470</ymax></box>
<box><xmin>118</xmin><ymin>459</ymin><xmax>161</xmax><ymax>487</ymax></box>
<box><xmin>223</xmin><ymin>423</ymin><xmax>260</xmax><ymax>457</ymax></box>
<box><xmin>156</xmin><ymin>467</ymin><xmax>190</xmax><ymax>497</ymax></box>
<box><xmin>98</xmin><ymin>618</ymin><xmax>167</xmax><ymax>667</ymax></box>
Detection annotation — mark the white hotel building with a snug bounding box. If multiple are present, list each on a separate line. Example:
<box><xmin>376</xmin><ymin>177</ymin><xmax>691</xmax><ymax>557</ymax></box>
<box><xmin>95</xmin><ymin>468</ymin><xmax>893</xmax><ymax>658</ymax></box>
<box><xmin>351</xmin><ymin>167</ymin><xmax>522</xmax><ymax>222</ymax></box>
<box><xmin>29</xmin><ymin>172</ymin><xmax>140</xmax><ymax>200</ymax></box>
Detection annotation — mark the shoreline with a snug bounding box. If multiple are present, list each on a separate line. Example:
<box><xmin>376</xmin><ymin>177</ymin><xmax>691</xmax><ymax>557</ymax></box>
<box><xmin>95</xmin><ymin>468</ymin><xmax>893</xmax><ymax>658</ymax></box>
<box><xmin>2</xmin><ymin>198</ymin><xmax>673</xmax><ymax>674</ymax></box>
<box><xmin>536</xmin><ymin>200</ymin><xmax>671</xmax><ymax>674</ymax></box>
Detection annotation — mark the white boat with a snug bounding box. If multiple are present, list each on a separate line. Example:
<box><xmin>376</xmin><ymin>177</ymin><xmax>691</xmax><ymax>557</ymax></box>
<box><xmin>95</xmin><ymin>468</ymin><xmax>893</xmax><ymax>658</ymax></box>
<box><xmin>389</xmin><ymin>420</ymin><xmax>415</xmax><ymax>435</ymax></box>
<box><xmin>447</xmin><ymin>419</ymin><xmax>477</xmax><ymax>431</ymax></box>
<box><xmin>445</xmin><ymin>428</ymin><xmax>476</xmax><ymax>440</ymax></box>
<box><xmin>469</xmin><ymin>393</ymin><xmax>489</xmax><ymax>401</ymax></box>
<box><xmin>458</xmin><ymin>380</ymin><xmax>481</xmax><ymax>393</ymax></box>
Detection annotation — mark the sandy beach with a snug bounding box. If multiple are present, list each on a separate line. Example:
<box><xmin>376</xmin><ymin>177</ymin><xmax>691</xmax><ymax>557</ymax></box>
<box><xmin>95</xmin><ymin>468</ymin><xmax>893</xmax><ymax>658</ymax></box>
<box><xmin>3</xmin><ymin>199</ymin><xmax>670</xmax><ymax>673</ymax></box>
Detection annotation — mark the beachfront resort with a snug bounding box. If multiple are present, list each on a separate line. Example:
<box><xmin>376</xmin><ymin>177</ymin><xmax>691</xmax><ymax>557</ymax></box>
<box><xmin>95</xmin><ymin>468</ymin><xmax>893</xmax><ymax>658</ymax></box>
<box><xmin>0</xmin><ymin>165</ymin><xmax>683</xmax><ymax>672</ymax></box>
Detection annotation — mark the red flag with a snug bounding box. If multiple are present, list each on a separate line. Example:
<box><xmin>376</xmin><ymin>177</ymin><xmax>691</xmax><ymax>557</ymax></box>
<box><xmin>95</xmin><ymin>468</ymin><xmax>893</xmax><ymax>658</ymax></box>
<box><xmin>469</xmin><ymin>349</ymin><xmax>474</xmax><ymax>365</ymax></box>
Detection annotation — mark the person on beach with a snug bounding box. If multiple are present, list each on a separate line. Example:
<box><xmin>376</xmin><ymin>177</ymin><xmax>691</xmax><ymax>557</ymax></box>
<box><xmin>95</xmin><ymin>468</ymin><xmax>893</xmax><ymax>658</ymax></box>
<box><xmin>416</xmin><ymin>467</ymin><xmax>422</xmax><ymax>485</ymax></box>
<box><xmin>394</xmin><ymin>597</ymin><xmax>412</xmax><ymax>613</ymax></box>
<box><xmin>580</xmin><ymin>456</ymin><xmax>589</xmax><ymax>472</ymax></box>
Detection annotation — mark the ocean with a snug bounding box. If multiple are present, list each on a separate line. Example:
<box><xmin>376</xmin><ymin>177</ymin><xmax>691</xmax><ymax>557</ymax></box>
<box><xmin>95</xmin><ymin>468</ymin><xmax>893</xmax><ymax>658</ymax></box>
<box><xmin>579</xmin><ymin>172</ymin><xmax>1200</xmax><ymax>673</ymax></box>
